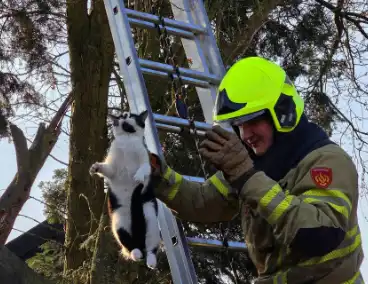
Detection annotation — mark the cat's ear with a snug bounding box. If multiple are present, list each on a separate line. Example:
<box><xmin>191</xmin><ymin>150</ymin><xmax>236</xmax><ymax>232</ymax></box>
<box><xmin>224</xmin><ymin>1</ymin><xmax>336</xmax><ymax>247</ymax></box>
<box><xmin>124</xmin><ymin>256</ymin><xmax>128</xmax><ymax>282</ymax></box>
<box><xmin>139</xmin><ymin>110</ymin><xmax>148</xmax><ymax>122</ymax></box>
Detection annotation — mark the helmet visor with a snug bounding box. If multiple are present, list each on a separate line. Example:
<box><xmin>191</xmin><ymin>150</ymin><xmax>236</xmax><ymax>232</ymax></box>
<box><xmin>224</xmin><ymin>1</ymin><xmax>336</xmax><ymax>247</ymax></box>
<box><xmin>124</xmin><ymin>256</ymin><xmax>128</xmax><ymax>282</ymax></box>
<box><xmin>214</xmin><ymin>89</ymin><xmax>247</xmax><ymax>117</ymax></box>
<box><xmin>215</xmin><ymin>110</ymin><xmax>266</xmax><ymax>127</ymax></box>
<box><xmin>230</xmin><ymin>110</ymin><xmax>266</xmax><ymax>126</ymax></box>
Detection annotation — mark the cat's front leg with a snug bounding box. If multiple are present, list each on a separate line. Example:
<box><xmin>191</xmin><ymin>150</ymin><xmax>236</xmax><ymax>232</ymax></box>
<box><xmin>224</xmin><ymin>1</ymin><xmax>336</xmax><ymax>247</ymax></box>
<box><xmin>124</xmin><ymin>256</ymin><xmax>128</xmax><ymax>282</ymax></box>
<box><xmin>89</xmin><ymin>162</ymin><xmax>114</xmax><ymax>179</ymax></box>
<box><xmin>133</xmin><ymin>162</ymin><xmax>151</xmax><ymax>185</ymax></box>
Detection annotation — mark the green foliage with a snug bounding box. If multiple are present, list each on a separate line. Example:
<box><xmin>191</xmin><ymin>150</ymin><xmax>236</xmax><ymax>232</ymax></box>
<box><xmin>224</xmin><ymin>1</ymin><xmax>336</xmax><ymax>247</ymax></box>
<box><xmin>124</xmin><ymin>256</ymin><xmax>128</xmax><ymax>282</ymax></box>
<box><xmin>25</xmin><ymin>169</ymin><xmax>67</xmax><ymax>282</ymax></box>
<box><xmin>27</xmin><ymin>241</ymin><xmax>65</xmax><ymax>283</ymax></box>
<box><xmin>1</xmin><ymin>0</ymin><xmax>64</xmax><ymax>69</ymax></box>
<box><xmin>39</xmin><ymin>168</ymin><xmax>67</xmax><ymax>224</ymax></box>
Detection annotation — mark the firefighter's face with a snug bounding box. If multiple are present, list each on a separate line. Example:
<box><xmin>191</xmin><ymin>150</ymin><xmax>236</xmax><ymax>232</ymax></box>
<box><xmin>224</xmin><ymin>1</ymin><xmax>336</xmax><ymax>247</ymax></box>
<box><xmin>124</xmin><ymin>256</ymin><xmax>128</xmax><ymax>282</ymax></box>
<box><xmin>238</xmin><ymin>118</ymin><xmax>274</xmax><ymax>156</ymax></box>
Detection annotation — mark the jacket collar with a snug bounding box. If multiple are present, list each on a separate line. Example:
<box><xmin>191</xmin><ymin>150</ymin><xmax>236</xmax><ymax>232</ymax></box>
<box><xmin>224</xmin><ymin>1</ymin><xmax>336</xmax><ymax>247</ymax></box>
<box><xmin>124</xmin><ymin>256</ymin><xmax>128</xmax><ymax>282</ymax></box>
<box><xmin>249</xmin><ymin>114</ymin><xmax>334</xmax><ymax>181</ymax></box>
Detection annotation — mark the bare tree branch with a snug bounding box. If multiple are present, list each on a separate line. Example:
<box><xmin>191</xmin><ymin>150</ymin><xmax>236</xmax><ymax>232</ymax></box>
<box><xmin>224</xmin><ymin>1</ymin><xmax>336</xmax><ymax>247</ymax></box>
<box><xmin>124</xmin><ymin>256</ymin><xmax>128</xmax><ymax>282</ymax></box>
<box><xmin>49</xmin><ymin>153</ymin><xmax>68</xmax><ymax>166</ymax></box>
<box><xmin>0</xmin><ymin>93</ymin><xmax>72</xmax><ymax>244</ymax></box>
<box><xmin>314</xmin><ymin>0</ymin><xmax>368</xmax><ymax>39</ymax></box>
<box><xmin>8</xmin><ymin>124</ymin><xmax>30</xmax><ymax>177</ymax></box>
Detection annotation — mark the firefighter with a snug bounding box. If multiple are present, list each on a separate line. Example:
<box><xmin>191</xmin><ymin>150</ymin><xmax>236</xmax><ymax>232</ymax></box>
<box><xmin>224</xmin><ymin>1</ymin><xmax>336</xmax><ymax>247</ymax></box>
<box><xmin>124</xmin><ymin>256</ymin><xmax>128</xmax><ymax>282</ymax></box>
<box><xmin>151</xmin><ymin>56</ymin><xmax>364</xmax><ymax>283</ymax></box>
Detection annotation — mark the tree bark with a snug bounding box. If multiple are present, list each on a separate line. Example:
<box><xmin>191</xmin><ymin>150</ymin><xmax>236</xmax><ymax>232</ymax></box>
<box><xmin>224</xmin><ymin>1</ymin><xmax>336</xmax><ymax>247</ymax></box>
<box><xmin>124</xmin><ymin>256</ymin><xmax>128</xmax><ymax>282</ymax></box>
<box><xmin>0</xmin><ymin>94</ymin><xmax>71</xmax><ymax>244</ymax></box>
<box><xmin>64</xmin><ymin>0</ymin><xmax>114</xmax><ymax>271</ymax></box>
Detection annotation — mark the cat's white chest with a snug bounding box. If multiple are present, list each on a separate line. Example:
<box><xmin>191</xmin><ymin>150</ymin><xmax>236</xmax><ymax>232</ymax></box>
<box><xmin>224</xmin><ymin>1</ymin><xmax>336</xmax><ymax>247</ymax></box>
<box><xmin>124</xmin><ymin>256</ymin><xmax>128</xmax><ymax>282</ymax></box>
<box><xmin>114</xmin><ymin>150</ymin><xmax>139</xmax><ymax>177</ymax></box>
<box><xmin>109</xmin><ymin>137</ymin><xmax>146</xmax><ymax>182</ymax></box>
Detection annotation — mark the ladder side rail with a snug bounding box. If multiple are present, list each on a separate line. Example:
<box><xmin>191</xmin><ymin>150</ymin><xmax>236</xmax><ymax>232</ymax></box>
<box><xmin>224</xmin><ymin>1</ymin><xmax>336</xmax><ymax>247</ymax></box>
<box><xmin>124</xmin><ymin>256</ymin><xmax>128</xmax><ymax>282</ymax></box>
<box><xmin>187</xmin><ymin>0</ymin><xmax>227</xmax><ymax>77</ymax></box>
<box><xmin>103</xmin><ymin>0</ymin><xmax>198</xmax><ymax>283</ymax></box>
<box><xmin>169</xmin><ymin>0</ymin><xmax>226</xmax><ymax>124</ymax></box>
<box><xmin>168</xmin><ymin>0</ymin><xmax>247</xmax><ymax>253</ymax></box>
<box><xmin>170</xmin><ymin>0</ymin><xmax>226</xmax><ymax>81</ymax></box>
<box><xmin>149</xmin><ymin>0</ymin><xmax>216</xmax><ymax>123</ymax></box>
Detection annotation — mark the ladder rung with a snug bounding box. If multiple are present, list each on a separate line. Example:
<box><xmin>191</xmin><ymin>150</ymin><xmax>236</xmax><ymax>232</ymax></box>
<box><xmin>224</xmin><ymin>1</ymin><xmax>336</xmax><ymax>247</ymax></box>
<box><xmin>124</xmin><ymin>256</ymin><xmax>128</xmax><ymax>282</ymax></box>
<box><xmin>128</xmin><ymin>18</ymin><xmax>195</xmax><ymax>39</ymax></box>
<box><xmin>154</xmin><ymin>113</ymin><xmax>211</xmax><ymax>132</ymax></box>
<box><xmin>182</xmin><ymin>175</ymin><xmax>205</xmax><ymax>182</ymax></box>
<box><xmin>154</xmin><ymin>113</ymin><xmax>233</xmax><ymax>133</ymax></box>
<box><xmin>187</xmin><ymin>237</ymin><xmax>247</xmax><ymax>252</ymax></box>
<box><xmin>124</xmin><ymin>8</ymin><xmax>206</xmax><ymax>35</ymax></box>
<box><xmin>139</xmin><ymin>58</ymin><xmax>221</xmax><ymax>85</ymax></box>
<box><xmin>141</xmin><ymin>67</ymin><xmax>210</xmax><ymax>88</ymax></box>
<box><xmin>156</xmin><ymin>123</ymin><xmax>206</xmax><ymax>136</ymax></box>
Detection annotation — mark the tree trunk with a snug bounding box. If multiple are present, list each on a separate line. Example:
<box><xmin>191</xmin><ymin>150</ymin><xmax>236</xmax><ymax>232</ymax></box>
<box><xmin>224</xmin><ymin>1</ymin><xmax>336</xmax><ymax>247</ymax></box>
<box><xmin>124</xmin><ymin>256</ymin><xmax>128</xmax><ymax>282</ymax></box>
<box><xmin>0</xmin><ymin>245</ymin><xmax>54</xmax><ymax>284</ymax></box>
<box><xmin>64</xmin><ymin>0</ymin><xmax>114</xmax><ymax>271</ymax></box>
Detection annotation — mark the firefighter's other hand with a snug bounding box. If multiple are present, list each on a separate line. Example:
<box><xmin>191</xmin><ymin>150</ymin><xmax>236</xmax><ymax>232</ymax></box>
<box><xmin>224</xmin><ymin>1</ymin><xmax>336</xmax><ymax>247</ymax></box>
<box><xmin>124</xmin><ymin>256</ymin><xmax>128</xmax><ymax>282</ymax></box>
<box><xmin>199</xmin><ymin>125</ymin><xmax>254</xmax><ymax>183</ymax></box>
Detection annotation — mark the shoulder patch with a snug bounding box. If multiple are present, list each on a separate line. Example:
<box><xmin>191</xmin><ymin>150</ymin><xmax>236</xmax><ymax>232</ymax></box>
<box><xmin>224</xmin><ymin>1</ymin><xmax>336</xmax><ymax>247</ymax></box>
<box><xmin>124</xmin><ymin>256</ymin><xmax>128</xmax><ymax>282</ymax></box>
<box><xmin>310</xmin><ymin>167</ymin><xmax>332</xmax><ymax>188</ymax></box>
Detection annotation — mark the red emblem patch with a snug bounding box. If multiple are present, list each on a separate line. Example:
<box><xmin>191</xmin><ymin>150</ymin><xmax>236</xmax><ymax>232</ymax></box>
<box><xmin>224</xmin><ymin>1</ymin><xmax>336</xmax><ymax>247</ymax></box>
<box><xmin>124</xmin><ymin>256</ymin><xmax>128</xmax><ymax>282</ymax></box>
<box><xmin>310</xmin><ymin>167</ymin><xmax>332</xmax><ymax>188</ymax></box>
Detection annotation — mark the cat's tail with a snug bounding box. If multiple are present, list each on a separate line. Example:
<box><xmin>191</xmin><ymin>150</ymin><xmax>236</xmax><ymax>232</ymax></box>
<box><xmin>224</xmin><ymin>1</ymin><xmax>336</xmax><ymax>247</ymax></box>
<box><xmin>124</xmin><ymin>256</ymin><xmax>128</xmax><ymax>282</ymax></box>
<box><xmin>111</xmin><ymin>213</ymin><xmax>143</xmax><ymax>261</ymax></box>
<box><xmin>120</xmin><ymin>246</ymin><xmax>131</xmax><ymax>259</ymax></box>
<box><xmin>113</xmin><ymin>223</ymin><xmax>156</xmax><ymax>268</ymax></box>
<box><xmin>115</xmin><ymin>233</ymin><xmax>144</xmax><ymax>262</ymax></box>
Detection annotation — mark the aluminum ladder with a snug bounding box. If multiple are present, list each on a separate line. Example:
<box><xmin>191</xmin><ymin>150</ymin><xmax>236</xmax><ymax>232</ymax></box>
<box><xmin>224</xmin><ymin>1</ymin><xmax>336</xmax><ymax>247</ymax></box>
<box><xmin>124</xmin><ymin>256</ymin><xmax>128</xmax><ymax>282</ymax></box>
<box><xmin>103</xmin><ymin>0</ymin><xmax>247</xmax><ymax>283</ymax></box>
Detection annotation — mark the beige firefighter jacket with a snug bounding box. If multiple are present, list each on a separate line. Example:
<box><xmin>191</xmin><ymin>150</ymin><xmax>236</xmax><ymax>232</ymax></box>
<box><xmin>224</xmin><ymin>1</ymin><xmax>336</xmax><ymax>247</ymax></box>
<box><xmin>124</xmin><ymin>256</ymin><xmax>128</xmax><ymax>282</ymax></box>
<box><xmin>154</xmin><ymin>143</ymin><xmax>365</xmax><ymax>284</ymax></box>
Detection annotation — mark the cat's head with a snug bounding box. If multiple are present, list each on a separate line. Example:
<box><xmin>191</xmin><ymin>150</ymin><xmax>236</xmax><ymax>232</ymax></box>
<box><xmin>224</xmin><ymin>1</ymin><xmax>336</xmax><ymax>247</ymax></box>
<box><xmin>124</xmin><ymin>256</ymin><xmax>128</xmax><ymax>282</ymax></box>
<box><xmin>108</xmin><ymin>110</ymin><xmax>148</xmax><ymax>137</ymax></box>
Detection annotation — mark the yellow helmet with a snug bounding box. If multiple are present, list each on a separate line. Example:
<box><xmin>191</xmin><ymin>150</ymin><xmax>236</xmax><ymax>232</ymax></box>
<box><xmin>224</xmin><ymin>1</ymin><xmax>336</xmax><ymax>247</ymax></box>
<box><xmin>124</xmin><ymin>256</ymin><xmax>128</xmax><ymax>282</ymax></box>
<box><xmin>213</xmin><ymin>56</ymin><xmax>304</xmax><ymax>132</ymax></box>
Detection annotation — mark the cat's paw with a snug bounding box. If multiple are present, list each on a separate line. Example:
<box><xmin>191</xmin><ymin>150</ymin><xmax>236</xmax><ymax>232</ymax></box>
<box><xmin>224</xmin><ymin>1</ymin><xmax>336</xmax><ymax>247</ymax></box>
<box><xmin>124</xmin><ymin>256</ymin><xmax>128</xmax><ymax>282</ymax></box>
<box><xmin>130</xmin><ymin>248</ymin><xmax>143</xmax><ymax>261</ymax></box>
<box><xmin>133</xmin><ymin>169</ymin><xmax>148</xmax><ymax>184</ymax></box>
<box><xmin>146</xmin><ymin>252</ymin><xmax>157</xmax><ymax>269</ymax></box>
<box><xmin>89</xmin><ymin>163</ymin><xmax>100</xmax><ymax>176</ymax></box>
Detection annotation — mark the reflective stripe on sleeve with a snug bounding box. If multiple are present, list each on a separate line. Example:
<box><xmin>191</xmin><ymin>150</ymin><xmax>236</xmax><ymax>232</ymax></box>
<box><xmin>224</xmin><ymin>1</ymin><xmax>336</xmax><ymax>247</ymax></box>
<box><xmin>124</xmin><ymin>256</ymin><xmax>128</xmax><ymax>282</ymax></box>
<box><xmin>272</xmin><ymin>271</ymin><xmax>287</xmax><ymax>284</ymax></box>
<box><xmin>209</xmin><ymin>174</ymin><xmax>229</xmax><ymax>197</ymax></box>
<box><xmin>300</xmin><ymin>189</ymin><xmax>352</xmax><ymax>219</ymax></box>
<box><xmin>273</xmin><ymin>226</ymin><xmax>363</xmax><ymax>284</ymax></box>
<box><xmin>258</xmin><ymin>184</ymin><xmax>353</xmax><ymax>224</ymax></box>
<box><xmin>276</xmin><ymin>246</ymin><xmax>291</xmax><ymax>268</ymax></box>
<box><xmin>163</xmin><ymin>167</ymin><xmax>183</xmax><ymax>200</ymax></box>
<box><xmin>259</xmin><ymin>184</ymin><xmax>295</xmax><ymax>224</ymax></box>
<box><xmin>342</xmin><ymin>270</ymin><xmax>365</xmax><ymax>284</ymax></box>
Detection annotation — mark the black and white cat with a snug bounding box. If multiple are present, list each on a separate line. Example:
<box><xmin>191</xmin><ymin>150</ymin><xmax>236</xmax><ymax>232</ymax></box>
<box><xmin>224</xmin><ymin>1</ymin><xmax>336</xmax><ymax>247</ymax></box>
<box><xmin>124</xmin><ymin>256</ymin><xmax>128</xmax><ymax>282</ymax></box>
<box><xmin>89</xmin><ymin>110</ymin><xmax>161</xmax><ymax>269</ymax></box>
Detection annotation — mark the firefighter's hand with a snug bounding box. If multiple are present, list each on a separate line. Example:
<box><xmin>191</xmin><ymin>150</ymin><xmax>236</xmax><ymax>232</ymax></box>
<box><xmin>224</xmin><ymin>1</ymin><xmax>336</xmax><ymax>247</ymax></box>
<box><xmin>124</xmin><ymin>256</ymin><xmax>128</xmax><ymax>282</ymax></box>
<box><xmin>149</xmin><ymin>152</ymin><xmax>165</xmax><ymax>177</ymax></box>
<box><xmin>199</xmin><ymin>125</ymin><xmax>255</xmax><ymax>184</ymax></box>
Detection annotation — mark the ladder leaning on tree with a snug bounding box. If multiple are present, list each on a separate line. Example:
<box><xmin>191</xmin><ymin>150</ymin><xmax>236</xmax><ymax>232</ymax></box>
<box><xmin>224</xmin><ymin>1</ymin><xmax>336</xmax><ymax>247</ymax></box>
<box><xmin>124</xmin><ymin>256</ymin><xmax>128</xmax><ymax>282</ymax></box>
<box><xmin>102</xmin><ymin>0</ymin><xmax>247</xmax><ymax>283</ymax></box>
